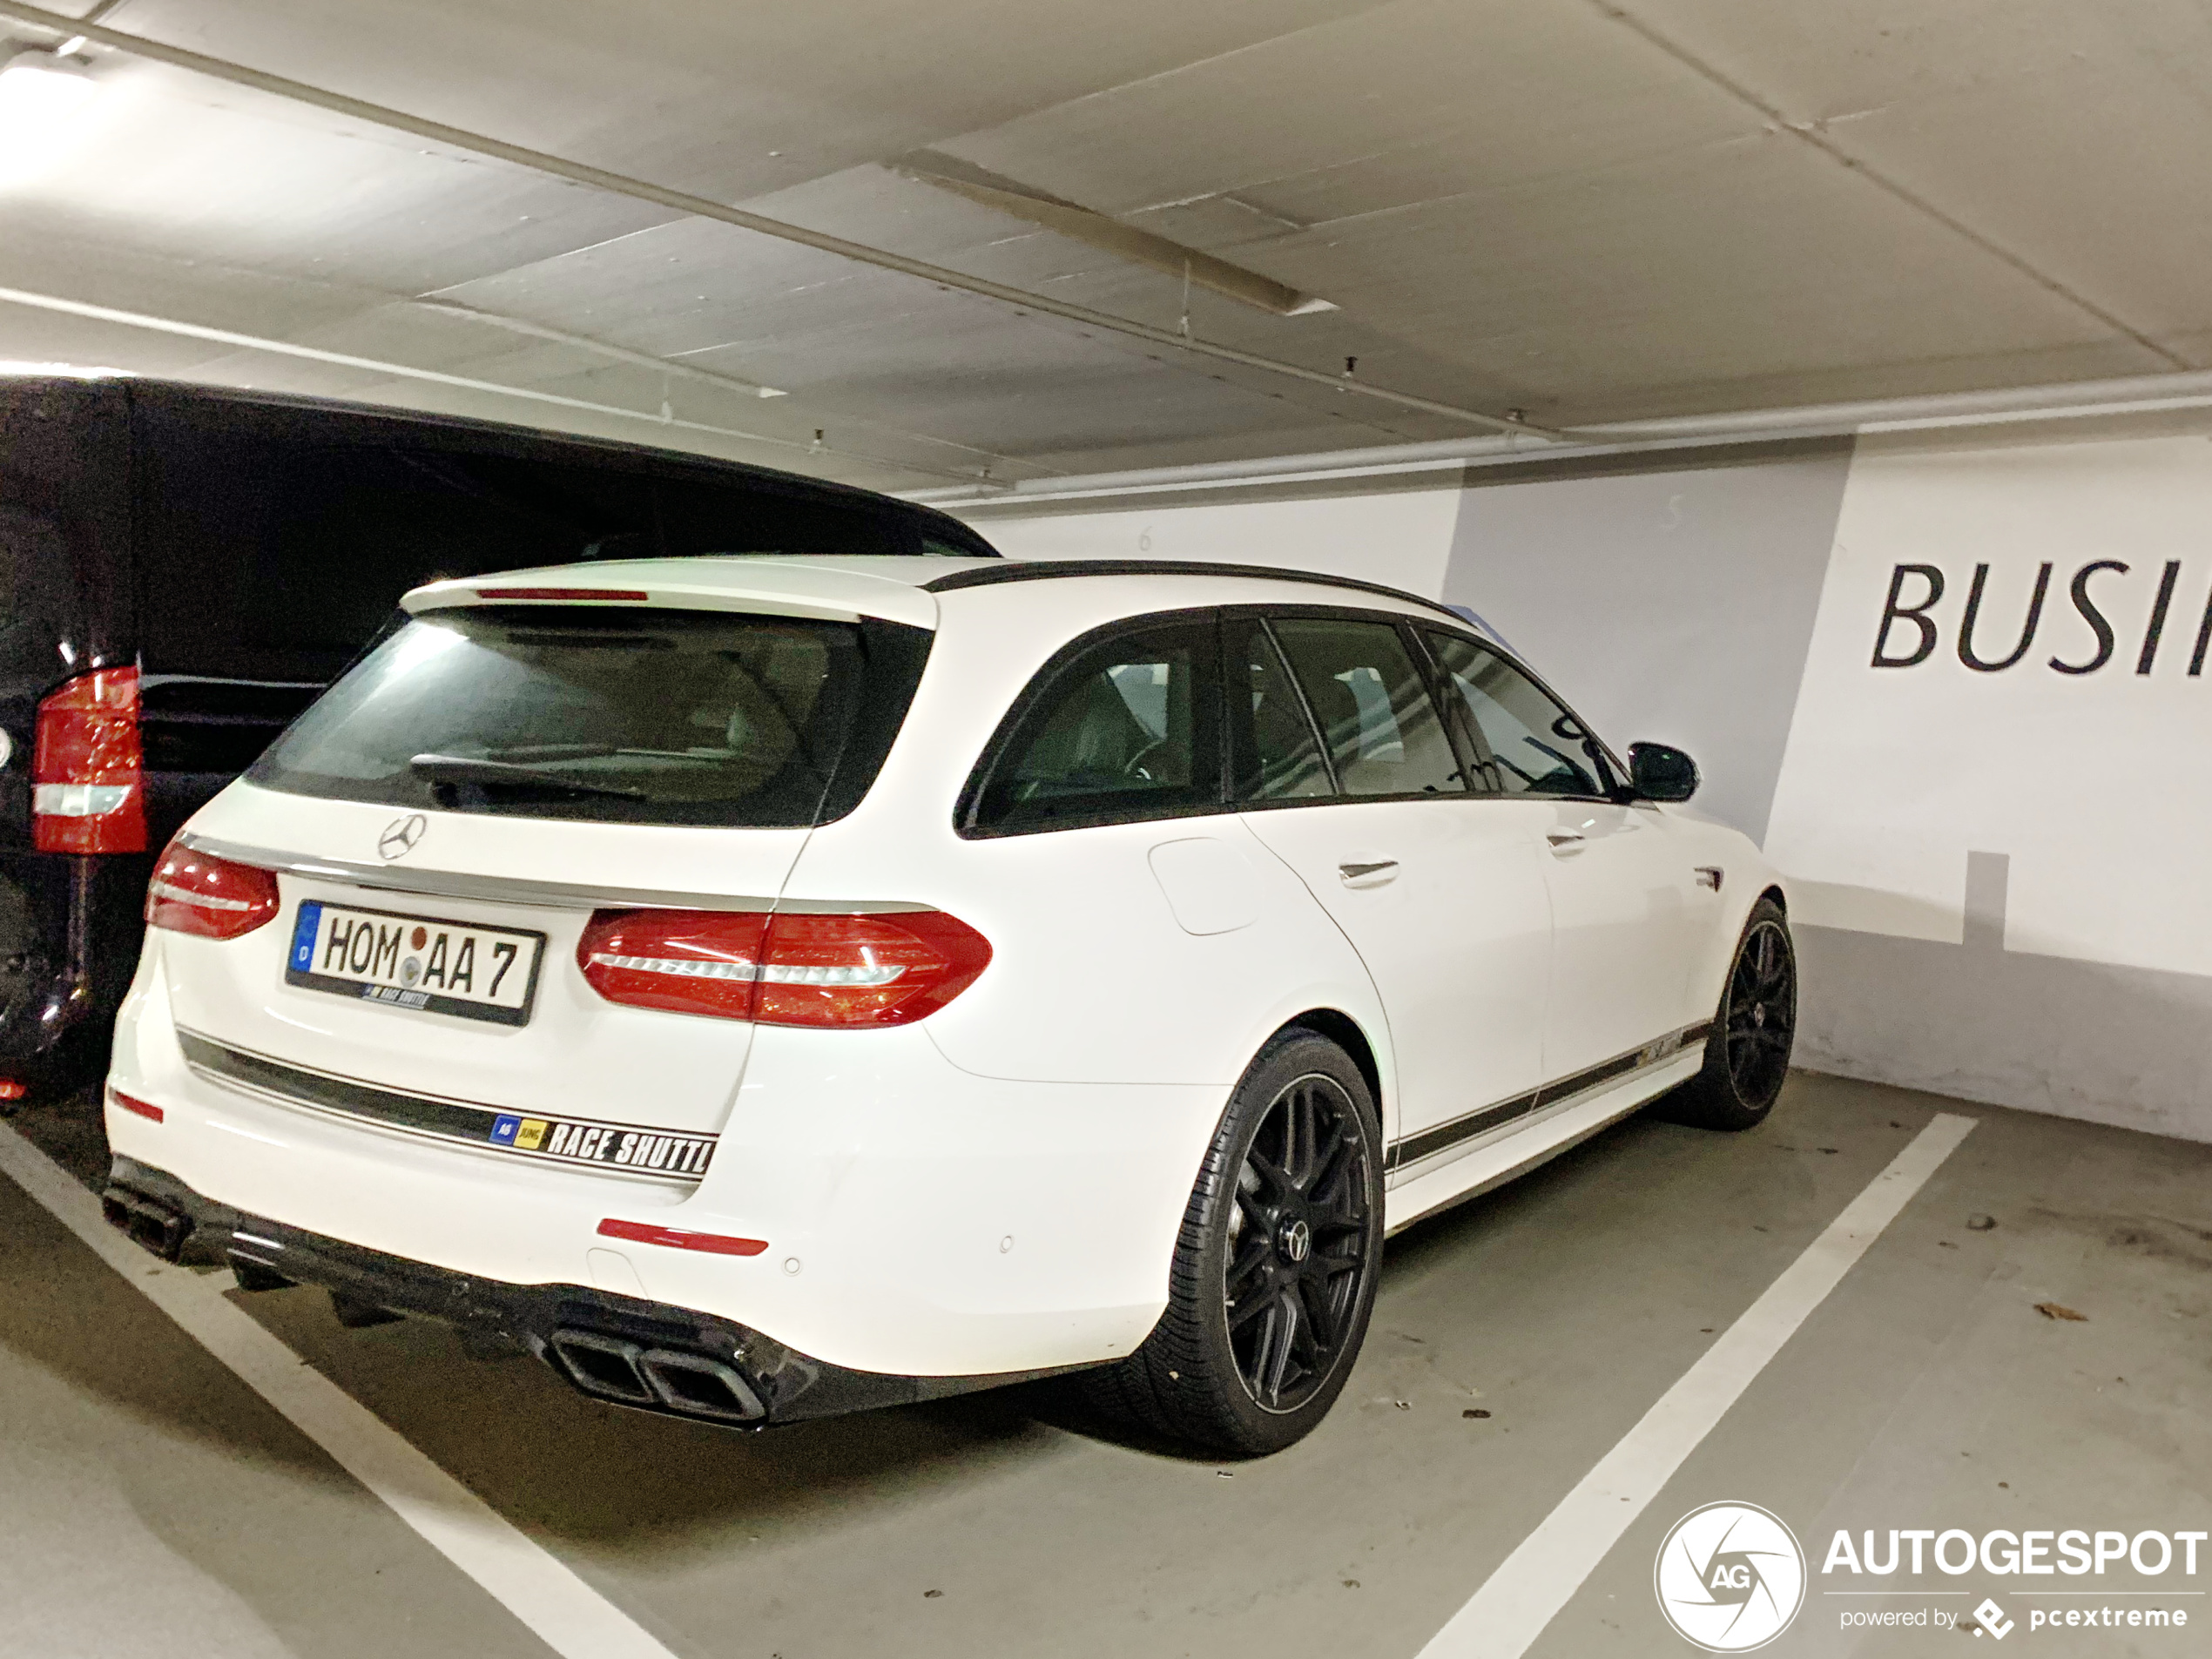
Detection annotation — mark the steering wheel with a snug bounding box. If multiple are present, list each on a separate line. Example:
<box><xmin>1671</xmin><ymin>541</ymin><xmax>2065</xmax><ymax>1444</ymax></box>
<box><xmin>1123</xmin><ymin>737</ymin><xmax>1181</xmax><ymax>783</ymax></box>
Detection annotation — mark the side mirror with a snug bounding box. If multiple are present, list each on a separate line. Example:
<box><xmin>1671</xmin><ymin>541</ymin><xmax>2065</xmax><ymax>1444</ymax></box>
<box><xmin>1628</xmin><ymin>741</ymin><xmax>1699</xmax><ymax>803</ymax></box>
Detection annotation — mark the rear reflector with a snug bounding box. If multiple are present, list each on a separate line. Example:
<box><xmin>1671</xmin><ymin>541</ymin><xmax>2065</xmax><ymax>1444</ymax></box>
<box><xmin>597</xmin><ymin>1217</ymin><xmax>768</xmax><ymax>1257</ymax></box>
<box><xmin>474</xmin><ymin>587</ymin><xmax>649</xmax><ymax>602</ymax></box>
<box><xmin>107</xmin><ymin>1087</ymin><xmax>163</xmax><ymax>1123</ymax></box>
<box><xmin>577</xmin><ymin>907</ymin><xmax>991</xmax><ymax>1027</ymax></box>
<box><xmin>145</xmin><ymin>838</ymin><xmax>280</xmax><ymax>940</ymax></box>
<box><xmin>32</xmin><ymin>666</ymin><xmax>145</xmax><ymax>853</ymax></box>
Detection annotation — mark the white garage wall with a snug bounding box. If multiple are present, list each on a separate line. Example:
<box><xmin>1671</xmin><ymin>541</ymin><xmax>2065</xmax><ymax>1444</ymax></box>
<box><xmin>961</xmin><ymin>415</ymin><xmax>2212</xmax><ymax>1143</ymax></box>
<box><xmin>1444</xmin><ymin>444</ymin><xmax>1851</xmax><ymax>844</ymax></box>
<box><xmin>971</xmin><ymin>482</ymin><xmax>1466</xmax><ymax>598</ymax></box>
<box><xmin>1764</xmin><ymin>422</ymin><xmax>2212</xmax><ymax>1143</ymax></box>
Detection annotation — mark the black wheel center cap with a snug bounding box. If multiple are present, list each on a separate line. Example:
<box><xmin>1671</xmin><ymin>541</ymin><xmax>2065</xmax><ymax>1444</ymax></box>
<box><xmin>1279</xmin><ymin>1217</ymin><xmax>1312</xmax><ymax>1264</ymax></box>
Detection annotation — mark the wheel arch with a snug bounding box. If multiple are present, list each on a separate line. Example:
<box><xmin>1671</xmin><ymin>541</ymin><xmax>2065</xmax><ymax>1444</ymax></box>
<box><xmin>1276</xmin><ymin>1008</ymin><xmax>1385</xmax><ymax>1129</ymax></box>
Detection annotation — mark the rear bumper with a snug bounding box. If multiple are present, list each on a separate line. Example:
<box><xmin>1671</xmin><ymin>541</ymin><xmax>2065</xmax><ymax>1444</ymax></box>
<box><xmin>106</xmin><ymin>1154</ymin><xmax>1080</xmax><ymax>1426</ymax></box>
<box><xmin>108</xmin><ymin>934</ymin><xmax>1227</xmax><ymax>1379</ymax></box>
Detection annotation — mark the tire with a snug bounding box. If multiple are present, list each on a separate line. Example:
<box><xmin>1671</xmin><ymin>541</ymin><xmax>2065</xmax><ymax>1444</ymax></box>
<box><xmin>1083</xmin><ymin>1028</ymin><xmax>1385</xmax><ymax>1457</ymax></box>
<box><xmin>1661</xmin><ymin>897</ymin><xmax>1797</xmax><ymax>1131</ymax></box>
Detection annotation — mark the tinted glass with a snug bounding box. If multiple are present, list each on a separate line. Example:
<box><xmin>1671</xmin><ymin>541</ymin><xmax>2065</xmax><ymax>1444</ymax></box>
<box><xmin>249</xmin><ymin>608</ymin><xmax>874</xmax><ymax>827</ymax></box>
<box><xmin>922</xmin><ymin>533</ymin><xmax>994</xmax><ymax>558</ymax></box>
<box><xmin>130</xmin><ymin>399</ymin><xmax>954</xmax><ymax>684</ymax></box>
<box><xmin>0</xmin><ymin>378</ymin><xmax>130</xmax><ymax>683</ymax></box>
<box><xmin>1425</xmin><ymin>631</ymin><xmax>1610</xmax><ymax>797</ymax></box>
<box><xmin>1270</xmin><ymin>617</ymin><xmax>1466</xmax><ymax>798</ymax></box>
<box><xmin>969</xmin><ymin>618</ymin><xmax>1222</xmax><ymax>833</ymax></box>
<box><xmin>1230</xmin><ymin>617</ymin><xmax>1332</xmax><ymax>801</ymax></box>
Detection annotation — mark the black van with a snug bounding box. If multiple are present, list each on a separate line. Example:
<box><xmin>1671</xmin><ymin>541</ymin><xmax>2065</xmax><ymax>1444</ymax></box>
<box><xmin>0</xmin><ymin>372</ymin><xmax>999</xmax><ymax>1102</ymax></box>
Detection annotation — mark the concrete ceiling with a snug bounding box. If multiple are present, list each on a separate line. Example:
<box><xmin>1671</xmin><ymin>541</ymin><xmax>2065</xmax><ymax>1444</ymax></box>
<box><xmin>2</xmin><ymin>0</ymin><xmax>2209</xmax><ymax>491</ymax></box>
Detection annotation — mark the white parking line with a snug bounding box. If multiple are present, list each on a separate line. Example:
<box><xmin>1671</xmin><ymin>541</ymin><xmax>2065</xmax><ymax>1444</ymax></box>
<box><xmin>1417</xmin><ymin>1110</ymin><xmax>1979</xmax><ymax>1659</ymax></box>
<box><xmin>0</xmin><ymin>1125</ymin><xmax>683</xmax><ymax>1659</ymax></box>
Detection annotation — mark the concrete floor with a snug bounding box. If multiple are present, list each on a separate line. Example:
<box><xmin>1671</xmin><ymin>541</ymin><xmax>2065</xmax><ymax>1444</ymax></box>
<box><xmin>3</xmin><ymin>1071</ymin><xmax>2208</xmax><ymax>1658</ymax></box>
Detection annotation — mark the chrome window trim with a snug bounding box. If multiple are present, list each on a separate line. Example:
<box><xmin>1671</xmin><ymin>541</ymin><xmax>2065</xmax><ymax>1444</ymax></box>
<box><xmin>178</xmin><ymin>832</ymin><xmax>931</xmax><ymax>914</ymax></box>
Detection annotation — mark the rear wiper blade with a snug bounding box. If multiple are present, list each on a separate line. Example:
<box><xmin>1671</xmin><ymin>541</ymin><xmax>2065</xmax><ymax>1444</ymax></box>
<box><xmin>408</xmin><ymin>753</ymin><xmax>646</xmax><ymax>800</ymax></box>
<box><xmin>482</xmin><ymin>743</ymin><xmax>617</xmax><ymax>762</ymax></box>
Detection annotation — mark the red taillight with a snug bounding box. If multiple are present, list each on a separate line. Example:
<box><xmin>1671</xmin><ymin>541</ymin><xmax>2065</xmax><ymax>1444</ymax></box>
<box><xmin>32</xmin><ymin>666</ymin><xmax>145</xmax><ymax>853</ymax></box>
<box><xmin>577</xmin><ymin>910</ymin><xmax>770</xmax><ymax>1021</ymax></box>
<box><xmin>755</xmin><ymin>912</ymin><xmax>994</xmax><ymax>1028</ymax></box>
<box><xmin>597</xmin><ymin>1217</ymin><xmax>767</xmax><ymax>1257</ymax></box>
<box><xmin>144</xmin><ymin>838</ymin><xmax>280</xmax><ymax>940</ymax></box>
<box><xmin>577</xmin><ymin>907</ymin><xmax>992</xmax><ymax>1028</ymax></box>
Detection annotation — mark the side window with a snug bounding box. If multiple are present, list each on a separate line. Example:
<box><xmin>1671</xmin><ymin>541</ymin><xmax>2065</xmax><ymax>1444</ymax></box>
<box><xmin>1425</xmin><ymin>631</ymin><xmax>1611</xmax><ymax>798</ymax></box>
<box><xmin>922</xmin><ymin>534</ymin><xmax>988</xmax><ymax>558</ymax></box>
<box><xmin>1228</xmin><ymin>617</ymin><xmax>1332</xmax><ymax>802</ymax></box>
<box><xmin>1270</xmin><ymin>617</ymin><xmax>1467</xmax><ymax>798</ymax></box>
<box><xmin>967</xmin><ymin>617</ymin><xmax>1223</xmax><ymax>834</ymax></box>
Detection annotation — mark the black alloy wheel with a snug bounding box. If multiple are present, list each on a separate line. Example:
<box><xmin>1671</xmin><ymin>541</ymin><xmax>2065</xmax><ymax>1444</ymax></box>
<box><xmin>1660</xmin><ymin>895</ymin><xmax>1797</xmax><ymax>1131</ymax></box>
<box><xmin>1082</xmin><ymin>1028</ymin><xmax>1384</xmax><ymax>1455</ymax></box>
<box><xmin>1723</xmin><ymin>917</ymin><xmax>1795</xmax><ymax>1108</ymax></box>
<box><xmin>1224</xmin><ymin>1070</ymin><xmax>1373</xmax><ymax>1413</ymax></box>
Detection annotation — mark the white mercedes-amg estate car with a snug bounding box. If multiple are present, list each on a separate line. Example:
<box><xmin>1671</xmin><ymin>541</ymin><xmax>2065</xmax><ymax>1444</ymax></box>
<box><xmin>101</xmin><ymin>555</ymin><xmax>1795</xmax><ymax>1454</ymax></box>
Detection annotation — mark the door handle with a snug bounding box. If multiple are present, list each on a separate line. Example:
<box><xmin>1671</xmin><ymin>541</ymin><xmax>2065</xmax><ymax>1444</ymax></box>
<box><xmin>1545</xmin><ymin>830</ymin><xmax>1586</xmax><ymax>856</ymax></box>
<box><xmin>1338</xmin><ymin>859</ymin><xmax>1399</xmax><ymax>886</ymax></box>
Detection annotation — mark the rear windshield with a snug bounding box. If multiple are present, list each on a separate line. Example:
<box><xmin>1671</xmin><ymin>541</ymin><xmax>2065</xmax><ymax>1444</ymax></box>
<box><xmin>247</xmin><ymin>607</ymin><xmax>908</xmax><ymax>827</ymax></box>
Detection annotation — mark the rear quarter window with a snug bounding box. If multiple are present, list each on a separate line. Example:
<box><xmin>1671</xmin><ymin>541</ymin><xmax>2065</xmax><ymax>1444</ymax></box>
<box><xmin>960</xmin><ymin>613</ymin><xmax>1225</xmax><ymax>836</ymax></box>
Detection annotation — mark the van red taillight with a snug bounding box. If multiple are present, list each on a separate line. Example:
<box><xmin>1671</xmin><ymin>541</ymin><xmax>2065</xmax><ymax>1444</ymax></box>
<box><xmin>577</xmin><ymin>907</ymin><xmax>992</xmax><ymax>1028</ymax></box>
<box><xmin>144</xmin><ymin>839</ymin><xmax>280</xmax><ymax>940</ymax></box>
<box><xmin>32</xmin><ymin>666</ymin><xmax>145</xmax><ymax>853</ymax></box>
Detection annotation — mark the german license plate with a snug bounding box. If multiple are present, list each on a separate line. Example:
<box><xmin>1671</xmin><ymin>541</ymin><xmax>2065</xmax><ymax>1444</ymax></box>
<box><xmin>286</xmin><ymin>900</ymin><xmax>544</xmax><ymax>1026</ymax></box>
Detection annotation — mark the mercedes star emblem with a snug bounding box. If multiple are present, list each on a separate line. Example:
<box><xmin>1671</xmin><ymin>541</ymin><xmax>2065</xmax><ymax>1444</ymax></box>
<box><xmin>377</xmin><ymin>813</ymin><xmax>428</xmax><ymax>861</ymax></box>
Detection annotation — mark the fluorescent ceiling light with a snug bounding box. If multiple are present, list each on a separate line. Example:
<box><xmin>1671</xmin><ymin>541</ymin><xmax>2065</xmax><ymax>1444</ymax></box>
<box><xmin>0</xmin><ymin>50</ymin><xmax>98</xmax><ymax>175</ymax></box>
<box><xmin>0</xmin><ymin>360</ymin><xmax>132</xmax><ymax>377</ymax></box>
<box><xmin>894</xmin><ymin>153</ymin><xmax>1336</xmax><ymax>319</ymax></box>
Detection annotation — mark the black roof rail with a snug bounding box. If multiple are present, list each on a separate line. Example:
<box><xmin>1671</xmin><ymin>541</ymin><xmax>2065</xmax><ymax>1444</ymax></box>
<box><xmin>920</xmin><ymin>558</ymin><xmax>1467</xmax><ymax>624</ymax></box>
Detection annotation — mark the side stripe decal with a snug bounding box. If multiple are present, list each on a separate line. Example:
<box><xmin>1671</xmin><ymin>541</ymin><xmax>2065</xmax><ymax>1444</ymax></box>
<box><xmin>1385</xmin><ymin>1019</ymin><xmax>1715</xmax><ymax>1173</ymax></box>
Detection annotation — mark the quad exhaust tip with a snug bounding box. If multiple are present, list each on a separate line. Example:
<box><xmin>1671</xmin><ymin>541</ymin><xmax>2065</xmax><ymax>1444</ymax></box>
<box><xmin>100</xmin><ymin>1184</ymin><xmax>192</xmax><ymax>1262</ymax></box>
<box><xmin>548</xmin><ymin>1327</ymin><xmax>765</xmax><ymax>1424</ymax></box>
<box><xmin>93</xmin><ymin>1195</ymin><xmax>765</xmax><ymax>1422</ymax></box>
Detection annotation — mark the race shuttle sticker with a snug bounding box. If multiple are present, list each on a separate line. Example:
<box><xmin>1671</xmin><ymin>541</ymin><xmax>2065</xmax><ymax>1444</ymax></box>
<box><xmin>489</xmin><ymin>1111</ymin><xmax>715</xmax><ymax>1178</ymax></box>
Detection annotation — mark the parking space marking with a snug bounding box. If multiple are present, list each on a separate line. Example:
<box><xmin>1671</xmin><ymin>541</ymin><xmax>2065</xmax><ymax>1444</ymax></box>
<box><xmin>1416</xmin><ymin>1111</ymin><xmax>1979</xmax><ymax>1659</ymax></box>
<box><xmin>0</xmin><ymin>1125</ymin><xmax>684</xmax><ymax>1659</ymax></box>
